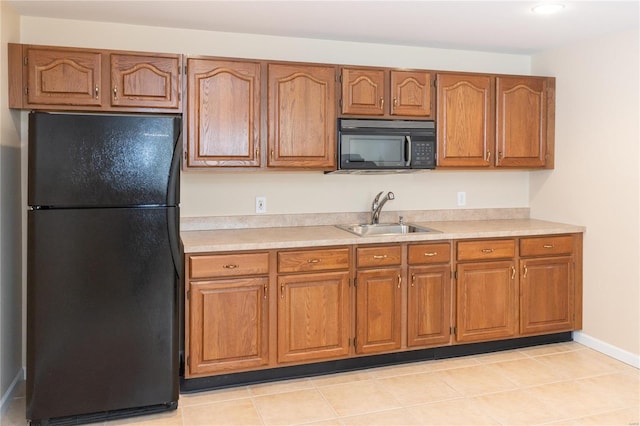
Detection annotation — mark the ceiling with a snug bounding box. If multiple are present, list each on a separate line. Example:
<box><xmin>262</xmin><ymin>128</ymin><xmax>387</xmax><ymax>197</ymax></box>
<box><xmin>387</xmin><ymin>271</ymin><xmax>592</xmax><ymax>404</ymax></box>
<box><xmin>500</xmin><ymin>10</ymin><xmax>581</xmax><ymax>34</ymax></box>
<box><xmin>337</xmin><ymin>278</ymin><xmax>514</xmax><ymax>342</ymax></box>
<box><xmin>6</xmin><ymin>0</ymin><xmax>639</xmax><ymax>54</ymax></box>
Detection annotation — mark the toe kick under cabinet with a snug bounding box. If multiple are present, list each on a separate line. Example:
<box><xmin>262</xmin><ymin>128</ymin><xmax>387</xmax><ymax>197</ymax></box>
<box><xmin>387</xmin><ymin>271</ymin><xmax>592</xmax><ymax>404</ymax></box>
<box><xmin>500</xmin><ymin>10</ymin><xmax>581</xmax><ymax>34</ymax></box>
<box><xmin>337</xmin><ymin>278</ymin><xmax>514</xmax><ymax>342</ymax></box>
<box><xmin>184</xmin><ymin>233</ymin><xmax>582</xmax><ymax>381</ymax></box>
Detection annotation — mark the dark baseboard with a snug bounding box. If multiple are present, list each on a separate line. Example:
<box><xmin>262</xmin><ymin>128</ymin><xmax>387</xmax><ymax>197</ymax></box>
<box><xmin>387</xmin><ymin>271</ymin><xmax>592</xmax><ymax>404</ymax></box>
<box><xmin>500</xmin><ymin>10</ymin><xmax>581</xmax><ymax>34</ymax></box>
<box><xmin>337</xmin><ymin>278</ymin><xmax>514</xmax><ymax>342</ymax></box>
<box><xmin>180</xmin><ymin>332</ymin><xmax>572</xmax><ymax>393</ymax></box>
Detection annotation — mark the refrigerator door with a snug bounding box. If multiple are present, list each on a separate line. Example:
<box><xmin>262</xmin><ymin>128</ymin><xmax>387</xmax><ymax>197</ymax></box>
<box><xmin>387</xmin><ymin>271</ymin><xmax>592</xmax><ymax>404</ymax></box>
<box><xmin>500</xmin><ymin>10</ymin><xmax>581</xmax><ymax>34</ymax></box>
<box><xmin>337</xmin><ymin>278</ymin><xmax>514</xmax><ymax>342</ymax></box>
<box><xmin>27</xmin><ymin>207</ymin><xmax>179</xmax><ymax>421</ymax></box>
<box><xmin>28</xmin><ymin>112</ymin><xmax>181</xmax><ymax>208</ymax></box>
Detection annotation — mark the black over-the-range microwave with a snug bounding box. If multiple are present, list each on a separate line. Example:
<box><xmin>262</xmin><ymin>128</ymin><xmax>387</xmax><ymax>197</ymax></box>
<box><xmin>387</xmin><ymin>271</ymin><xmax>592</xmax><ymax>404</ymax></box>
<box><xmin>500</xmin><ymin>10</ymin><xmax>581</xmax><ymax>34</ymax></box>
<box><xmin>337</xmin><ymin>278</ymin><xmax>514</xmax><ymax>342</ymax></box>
<box><xmin>335</xmin><ymin>119</ymin><xmax>436</xmax><ymax>173</ymax></box>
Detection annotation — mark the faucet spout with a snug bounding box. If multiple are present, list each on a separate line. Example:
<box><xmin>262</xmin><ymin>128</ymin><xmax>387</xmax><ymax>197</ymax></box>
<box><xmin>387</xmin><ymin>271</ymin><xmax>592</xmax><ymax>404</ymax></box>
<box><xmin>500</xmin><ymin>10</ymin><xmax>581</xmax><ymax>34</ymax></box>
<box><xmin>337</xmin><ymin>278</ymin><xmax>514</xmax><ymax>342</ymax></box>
<box><xmin>370</xmin><ymin>191</ymin><xmax>395</xmax><ymax>224</ymax></box>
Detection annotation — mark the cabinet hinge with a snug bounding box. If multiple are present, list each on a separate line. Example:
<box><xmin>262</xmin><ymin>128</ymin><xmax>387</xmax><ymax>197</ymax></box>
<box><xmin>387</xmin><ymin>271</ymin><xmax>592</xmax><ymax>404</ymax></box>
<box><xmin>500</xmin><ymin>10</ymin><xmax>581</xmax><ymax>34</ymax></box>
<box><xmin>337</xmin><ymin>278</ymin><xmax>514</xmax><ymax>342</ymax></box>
<box><xmin>353</xmin><ymin>337</ymin><xmax>357</xmax><ymax>348</ymax></box>
<box><xmin>339</xmin><ymin>98</ymin><xmax>343</xmax><ymax>108</ymax></box>
<box><xmin>184</xmin><ymin>151</ymin><xmax>187</xmax><ymax>161</ymax></box>
<box><xmin>433</xmin><ymin>79</ymin><xmax>437</xmax><ymax>87</ymax></box>
<box><xmin>454</xmin><ymin>270</ymin><xmax>458</xmax><ymax>280</ymax></box>
<box><xmin>24</xmin><ymin>86</ymin><xmax>28</xmax><ymax>96</ymax></box>
<box><xmin>186</xmin><ymin>290</ymin><xmax>190</xmax><ymax>300</ymax></box>
<box><xmin>184</xmin><ymin>64</ymin><xmax>188</xmax><ymax>75</ymax></box>
<box><xmin>23</xmin><ymin>56</ymin><xmax>28</xmax><ymax>66</ymax></box>
<box><xmin>450</xmin><ymin>326</ymin><xmax>456</xmax><ymax>335</ymax></box>
<box><xmin>353</xmin><ymin>277</ymin><xmax>357</xmax><ymax>287</ymax></box>
<box><xmin>186</xmin><ymin>356</ymin><xmax>190</xmax><ymax>367</ymax></box>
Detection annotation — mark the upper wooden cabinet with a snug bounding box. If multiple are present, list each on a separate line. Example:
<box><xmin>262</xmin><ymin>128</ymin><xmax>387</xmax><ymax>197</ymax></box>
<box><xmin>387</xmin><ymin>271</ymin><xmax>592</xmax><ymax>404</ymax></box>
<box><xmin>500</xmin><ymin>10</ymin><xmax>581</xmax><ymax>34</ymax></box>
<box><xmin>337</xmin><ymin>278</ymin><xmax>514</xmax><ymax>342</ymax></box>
<box><xmin>9</xmin><ymin>44</ymin><xmax>182</xmax><ymax>113</ymax></box>
<box><xmin>267</xmin><ymin>63</ymin><xmax>337</xmax><ymax>169</ymax></box>
<box><xmin>496</xmin><ymin>76</ymin><xmax>550</xmax><ymax>168</ymax></box>
<box><xmin>341</xmin><ymin>68</ymin><xmax>433</xmax><ymax>118</ymax></box>
<box><xmin>186</xmin><ymin>58</ymin><xmax>261</xmax><ymax>167</ymax></box>
<box><xmin>436</xmin><ymin>73</ymin><xmax>494</xmax><ymax>167</ymax></box>
<box><xmin>110</xmin><ymin>53</ymin><xmax>180</xmax><ymax>109</ymax></box>
<box><xmin>436</xmin><ymin>73</ymin><xmax>554</xmax><ymax>169</ymax></box>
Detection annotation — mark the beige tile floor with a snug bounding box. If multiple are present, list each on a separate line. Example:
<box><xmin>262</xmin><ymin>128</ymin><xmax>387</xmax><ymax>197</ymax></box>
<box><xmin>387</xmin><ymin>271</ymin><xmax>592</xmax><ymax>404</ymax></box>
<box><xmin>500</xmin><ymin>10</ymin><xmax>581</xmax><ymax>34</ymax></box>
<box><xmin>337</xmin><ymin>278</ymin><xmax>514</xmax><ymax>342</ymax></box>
<box><xmin>2</xmin><ymin>342</ymin><xmax>638</xmax><ymax>425</ymax></box>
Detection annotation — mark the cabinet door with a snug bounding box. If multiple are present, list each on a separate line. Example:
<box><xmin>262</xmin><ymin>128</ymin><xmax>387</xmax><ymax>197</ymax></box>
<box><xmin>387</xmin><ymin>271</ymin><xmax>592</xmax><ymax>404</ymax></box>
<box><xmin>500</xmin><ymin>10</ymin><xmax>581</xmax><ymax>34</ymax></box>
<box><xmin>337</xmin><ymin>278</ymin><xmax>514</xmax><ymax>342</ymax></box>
<box><xmin>520</xmin><ymin>256</ymin><xmax>574</xmax><ymax>335</ymax></box>
<box><xmin>408</xmin><ymin>265</ymin><xmax>452</xmax><ymax>347</ymax></box>
<box><xmin>187</xmin><ymin>59</ymin><xmax>261</xmax><ymax>167</ymax></box>
<box><xmin>456</xmin><ymin>261</ymin><xmax>517</xmax><ymax>343</ymax></box>
<box><xmin>110</xmin><ymin>53</ymin><xmax>181</xmax><ymax>109</ymax></box>
<box><xmin>26</xmin><ymin>47</ymin><xmax>102</xmax><ymax>106</ymax></box>
<box><xmin>437</xmin><ymin>74</ymin><xmax>494</xmax><ymax>167</ymax></box>
<box><xmin>268</xmin><ymin>64</ymin><xmax>337</xmax><ymax>169</ymax></box>
<box><xmin>496</xmin><ymin>76</ymin><xmax>547</xmax><ymax>167</ymax></box>
<box><xmin>277</xmin><ymin>271</ymin><xmax>350</xmax><ymax>363</ymax></box>
<box><xmin>341</xmin><ymin>68</ymin><xmax>385</xmax><ymax>115</ymax></box>
<box><xmin>356</xmin><ymin>268</ymin><xmax>402</xmax><ymax>354</ymax></box>
<box><xmin>390</xmin><ymin>71</ymin><xmax>432</xmax><ymax>117</ymax></box>
<box><xmin>188</xmin><ymin>277</ymin><xmax>269</xmax><ymax>376</ymax></box>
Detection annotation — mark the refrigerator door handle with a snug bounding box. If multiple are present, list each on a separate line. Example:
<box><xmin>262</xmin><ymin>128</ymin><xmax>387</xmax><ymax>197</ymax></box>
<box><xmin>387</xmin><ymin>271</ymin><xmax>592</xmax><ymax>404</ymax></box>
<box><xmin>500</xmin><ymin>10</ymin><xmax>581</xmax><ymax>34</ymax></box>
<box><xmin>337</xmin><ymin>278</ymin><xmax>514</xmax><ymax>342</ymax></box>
<box><xmin>166</xmin><ymin>128</ymin><xmax>182</xmax><ymax>207</ymax></box>
<box><xmin>167</xmin><ymin>207</ymin><xmax>183</xmax><ymax>280</ymax></box>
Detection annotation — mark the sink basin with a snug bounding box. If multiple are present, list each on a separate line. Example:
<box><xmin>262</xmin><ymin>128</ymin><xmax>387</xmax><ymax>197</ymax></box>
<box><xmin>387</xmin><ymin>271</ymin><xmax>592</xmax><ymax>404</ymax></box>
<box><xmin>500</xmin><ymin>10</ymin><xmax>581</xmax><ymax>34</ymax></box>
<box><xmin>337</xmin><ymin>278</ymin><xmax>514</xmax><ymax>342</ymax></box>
<box><xmin>335</xmin><ymin>223</ymin><xmax>440</xmax><ymax>237</ymax></box>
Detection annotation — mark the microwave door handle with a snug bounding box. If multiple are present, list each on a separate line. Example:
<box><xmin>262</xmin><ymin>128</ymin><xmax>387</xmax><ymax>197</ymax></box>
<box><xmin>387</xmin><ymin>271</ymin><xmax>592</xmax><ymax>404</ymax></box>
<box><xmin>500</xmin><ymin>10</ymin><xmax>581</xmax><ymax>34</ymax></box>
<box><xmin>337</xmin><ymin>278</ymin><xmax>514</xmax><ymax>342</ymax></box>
<box><xmin>405</xmin><ymin>135</ymin><xmax>412</xmax><ymax>167</ymax></box>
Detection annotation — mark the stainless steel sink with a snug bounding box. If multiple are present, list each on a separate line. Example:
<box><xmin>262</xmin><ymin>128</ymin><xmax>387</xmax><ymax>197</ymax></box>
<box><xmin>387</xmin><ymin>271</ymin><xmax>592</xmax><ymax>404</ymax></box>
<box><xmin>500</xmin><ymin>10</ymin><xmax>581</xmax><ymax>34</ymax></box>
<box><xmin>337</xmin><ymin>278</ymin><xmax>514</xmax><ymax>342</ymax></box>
<box><xmin>335</xmin><ymin>223</ymin><xmax>440</xmax><ymax>237</ymax></box>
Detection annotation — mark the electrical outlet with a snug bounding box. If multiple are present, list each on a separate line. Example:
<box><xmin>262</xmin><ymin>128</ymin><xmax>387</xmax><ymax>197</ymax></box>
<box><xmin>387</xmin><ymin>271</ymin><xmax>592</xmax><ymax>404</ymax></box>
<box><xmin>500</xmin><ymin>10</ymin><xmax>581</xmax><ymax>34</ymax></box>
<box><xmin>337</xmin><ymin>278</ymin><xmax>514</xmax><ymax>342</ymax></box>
<box><xmin>457</xmin><ymin>192</ymin><xmax>466</xmax><ymax>206</ymax></box>
<box><xmin>255</xmin><ymin>196</ymin><xmax>267</xmax><ymax>214</ymax></box>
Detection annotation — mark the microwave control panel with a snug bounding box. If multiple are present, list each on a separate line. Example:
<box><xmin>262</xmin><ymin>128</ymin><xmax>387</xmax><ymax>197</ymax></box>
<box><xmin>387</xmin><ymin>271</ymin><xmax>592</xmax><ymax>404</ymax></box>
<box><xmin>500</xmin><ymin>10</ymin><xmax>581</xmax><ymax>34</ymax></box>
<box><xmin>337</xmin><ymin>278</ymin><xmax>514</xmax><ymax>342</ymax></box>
<box><xmin>412</xmin><ymin>140</ymin><xmax>436</xmax><ymax>168</ymax></box>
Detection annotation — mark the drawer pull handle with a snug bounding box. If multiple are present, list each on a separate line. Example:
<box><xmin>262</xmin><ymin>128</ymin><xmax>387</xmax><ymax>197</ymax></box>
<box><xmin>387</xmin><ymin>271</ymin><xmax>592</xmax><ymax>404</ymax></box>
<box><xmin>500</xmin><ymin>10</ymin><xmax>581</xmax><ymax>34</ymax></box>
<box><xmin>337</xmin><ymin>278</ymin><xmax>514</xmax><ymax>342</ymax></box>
<box><xmin>411</xmin><ymin>273</ymin><xmax>415</xmax><ymax>287</ymax></box>
<box><xmin>397</xmin><ymin>274</ymin><xmax>402</xmax><ymax>289</ymax></box>
<box><xmin>424</xmin><ymin>252</ymin><xmax>438</xmax><ymax>257</ymax></box>
<box><xmin>113</xmin><ymin>87</ymin><xmax>118</xmax><ymax>100</ymax></box>
<box><xmin>264</xmin><ymin>284</ymin><xmax>268</xmax><ymax>299</ymax></box>
<box><xmin>543</xmin><ymin>244</ymin><xmax>554</xmax><ymax>249</ymax></box>
<box><xmin>523</xmin><ymin>265</ymin><xmax>528</xmax><ymax>278</ymax></box>
<box><xmin>373</xmin><ymin>255</ymin><xmax>387</xmax><ymax>259</ymax></box>
<box><xmin>95</xmin><ymin>85</ymin><xmax>99</xmax><ymax>99</ymax></box>
<box><xmin>280</xmin><ymin>283</ymin><xmax>284</xmax><ymax>298</ymax></box>
<box><xmin>511</xmin><ymin>266</ymin><xmax>516</xmax><ymax>280</ymax></box>
<box><xmin>307</xmin><ymin>258</ymin><xmax>320</xmax><ymax>264</ymax></box>
<box><xmin>223</xmin><ymin>264</ymin><xmax>239</xmax><ymax>269</ymax></box>
<box><xmin>481</xmin><ymin>248</ymin><xmax>494</xmax><ymax>254</ymax></box>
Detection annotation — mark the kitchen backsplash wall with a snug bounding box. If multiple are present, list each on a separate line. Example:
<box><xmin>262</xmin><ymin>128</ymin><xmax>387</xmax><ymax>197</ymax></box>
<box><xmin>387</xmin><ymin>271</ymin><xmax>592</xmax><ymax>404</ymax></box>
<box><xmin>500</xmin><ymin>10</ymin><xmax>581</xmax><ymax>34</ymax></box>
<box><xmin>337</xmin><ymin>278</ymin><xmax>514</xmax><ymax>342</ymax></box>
<box><xmin>18</xmin><ymin>16</ymin><xmax>533</xmax><ymax>219</ymax></box>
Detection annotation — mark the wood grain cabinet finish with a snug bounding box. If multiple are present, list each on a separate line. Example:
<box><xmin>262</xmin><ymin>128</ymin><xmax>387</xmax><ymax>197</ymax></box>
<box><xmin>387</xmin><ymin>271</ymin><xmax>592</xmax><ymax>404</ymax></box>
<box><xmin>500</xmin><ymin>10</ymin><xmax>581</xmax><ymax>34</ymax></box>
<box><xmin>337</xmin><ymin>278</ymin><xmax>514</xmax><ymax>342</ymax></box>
<box><xmin>277</xmin><ymin>247</ymin><xmax>350</xmax><ymax>363</ymax></box>
<box><xmin>186</xmin><ymin>58</ymin><xmax>261</xmax><ymax>167</ymax></box>
<box><xmin>277</xmin><ymin>271</ymin><xmax>350</xmax><ymax>363</ymax></box>
<box><xmin>110</xmin><ymin>53</ymin><xmax>180</xmax><ymax>109</ymax></box>
<box><xmin>355</xmin><ymin>245</ymin><xmax>403</xmax><ymax>354</ymax></box>
<box><xmin>437</xmin><ymin>73</ymin><xmax>494</xmax><ymax>167</ymax></box>
<box><xmin>519</xmin><ymin>235</ymin><xmax>577</xmax><ymax>335</ymax></box>
<box><xmin>341</xmin><ymin>68</ymin><xmax>432</xmax><ymax>118</ymax></box>
<box><xmin>267</xmin><ymin>63</ymin><xmax>337</xmax><ymax>169</ymax></box>
<box><xmin>407</xmin><ymin>242</ymin><xmax>452</xmax><ymax>347</ymax></box>
<box><xmin>455</xmin><ymin>239</ymin><xmax>517</xmax><ymax>343</ymax></box>
<box><xmin>9</xmin><ymin>44</ymin><xmax>182</xmax><ymax>112</ymax></box>
<box><xmin>24</xmin><ymin>46</ymin><xmax>103</xmax><ymax>107</ymax></box>
<box><xmin>437</xmin><ymin>72</ymin><xmax>554</xmax><ymax>169</ymax></box>
<box><xmin>186</xmin><ymin>252</ymin><xmax>270</xmax><ymax>377</ymax></box>
<box><xmin>496</xmin><ymin>76</ymin><xmax>549</xmax><ymax>167</ymax></box>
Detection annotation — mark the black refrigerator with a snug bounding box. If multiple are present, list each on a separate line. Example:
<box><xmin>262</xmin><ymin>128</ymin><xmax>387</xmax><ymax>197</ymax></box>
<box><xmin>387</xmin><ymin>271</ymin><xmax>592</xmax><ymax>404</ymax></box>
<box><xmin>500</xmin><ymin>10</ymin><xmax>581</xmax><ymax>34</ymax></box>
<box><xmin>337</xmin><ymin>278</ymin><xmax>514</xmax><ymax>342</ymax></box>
<box><xmin>27</xmin><ymin>112</ymin><xmax>182</xmax><ymax>424</ymax></box>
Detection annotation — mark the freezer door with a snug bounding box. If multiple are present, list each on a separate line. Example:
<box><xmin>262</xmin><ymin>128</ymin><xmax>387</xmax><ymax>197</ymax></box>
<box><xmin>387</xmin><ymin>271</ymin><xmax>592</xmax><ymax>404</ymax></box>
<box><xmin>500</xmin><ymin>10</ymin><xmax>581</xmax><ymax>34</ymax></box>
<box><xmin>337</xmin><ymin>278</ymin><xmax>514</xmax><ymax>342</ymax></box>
<box><xmin>27</xmin><ymin>207</ymin><xmax>179</xmax><ymax>421</ymax></box>
<box><xmin>28</xmin><ymin>112</ymin><xmax>181</xmax><ymax>208</ymax></box>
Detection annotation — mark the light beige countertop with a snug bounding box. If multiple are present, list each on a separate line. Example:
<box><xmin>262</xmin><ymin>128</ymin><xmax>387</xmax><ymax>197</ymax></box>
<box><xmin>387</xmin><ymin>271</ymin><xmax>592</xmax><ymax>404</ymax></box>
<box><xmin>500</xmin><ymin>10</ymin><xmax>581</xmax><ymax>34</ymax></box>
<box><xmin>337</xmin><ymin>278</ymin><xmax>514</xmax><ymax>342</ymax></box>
<box><xmin>181</xmin><ymin>218</ymin><xmax>585</xmax><ymax>254</ymax></box>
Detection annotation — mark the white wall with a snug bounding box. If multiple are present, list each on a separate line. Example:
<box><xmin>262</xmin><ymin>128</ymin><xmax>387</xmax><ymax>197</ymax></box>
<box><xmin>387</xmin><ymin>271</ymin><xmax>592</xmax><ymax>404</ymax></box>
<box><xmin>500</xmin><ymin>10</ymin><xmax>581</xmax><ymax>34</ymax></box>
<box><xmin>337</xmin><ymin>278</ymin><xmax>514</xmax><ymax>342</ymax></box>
<box><xmin>531</xmin><ymin>28</ymin><xmax>640</xmax><ymax>357</ymax></box>
<box><xmin>19</xmin><ymin>17</ymin><xmax>533</xmax><ymax>218</ymax></box>
<box><xmin>0</xmin><ymin>0</ymin><xmax>23</xmax><ymax>404</ymax></box>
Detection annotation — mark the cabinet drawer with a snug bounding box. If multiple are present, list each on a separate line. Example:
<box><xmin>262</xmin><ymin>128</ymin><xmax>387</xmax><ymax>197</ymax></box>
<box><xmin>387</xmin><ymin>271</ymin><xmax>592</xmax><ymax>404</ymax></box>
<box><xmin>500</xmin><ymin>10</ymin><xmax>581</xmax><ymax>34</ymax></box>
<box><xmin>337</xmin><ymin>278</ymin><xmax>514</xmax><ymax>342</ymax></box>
<box><xmin>520</xmin><ymin>235</ymin><xmax>574</xmax><ymax>257</ymax></box>
<box><xmin>457</xmin><ymin>239</ymin><xmax>515</xmax><ymax>261</ymax></box>
<box><xmin>408</xmin><ymin>243</ymin><xmax>451</xmax><ymax>265</ymax></box>
<box><xmin>278</xmin><ymin>248</ymin><xmax>349</xmax><ymax>273</ymax></box>
<box><xmin>357</xmin><ymin>246</ymin><xmax>402</xmax><ymax>268</ymax></box>
<box><xmin>189</xmin><ymin>253</ymin><xmax>269</xmax><ymax>279</ymax></box>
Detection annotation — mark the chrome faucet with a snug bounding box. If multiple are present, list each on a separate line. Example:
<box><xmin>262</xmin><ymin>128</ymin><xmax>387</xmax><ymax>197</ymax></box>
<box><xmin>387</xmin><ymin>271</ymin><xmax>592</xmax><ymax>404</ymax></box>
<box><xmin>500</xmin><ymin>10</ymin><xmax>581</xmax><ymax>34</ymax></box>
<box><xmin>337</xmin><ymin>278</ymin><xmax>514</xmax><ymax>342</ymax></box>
<box><xmin>370</xmin><ymin>191</ymin><xmax>395</xmax><ymax>224</ymax></box>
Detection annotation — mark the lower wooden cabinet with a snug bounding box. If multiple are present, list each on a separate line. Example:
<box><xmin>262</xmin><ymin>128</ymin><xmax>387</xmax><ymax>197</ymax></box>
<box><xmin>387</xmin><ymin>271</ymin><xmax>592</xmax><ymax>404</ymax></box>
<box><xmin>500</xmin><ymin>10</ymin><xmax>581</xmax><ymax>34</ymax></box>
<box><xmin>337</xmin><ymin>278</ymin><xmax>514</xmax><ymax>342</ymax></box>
<box><xmin>277</xmin><ymin>271</ymin><xmax>350</xmax><ymax>363</ymax></box>
<box><xmin>188</xmin><ymin>277</ymin><xmax>269</xmax><ymax>376</ymax></box>
<box><xmin>456</xmin><ymin>260</ymin><xmax>517</xmax><ymax>343</ymax></box>
<box><xmin>519</xmin><ymin>234</ymin><xmax>578</xmax><ymax>335</ymax></box>
<box><xmin>355</xmin><ymin>268</ymin><xmax>402</xmax><ymax>354</ymax></box>
<box><xmin>184</xmin><ymin>233</ymin><xmax>581</xmax><ymax>380</ymax></box>
<box><xmin>408</xmin><ymin>265</ymin><xmax>452</xmax><ymax>347</ymax></box>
